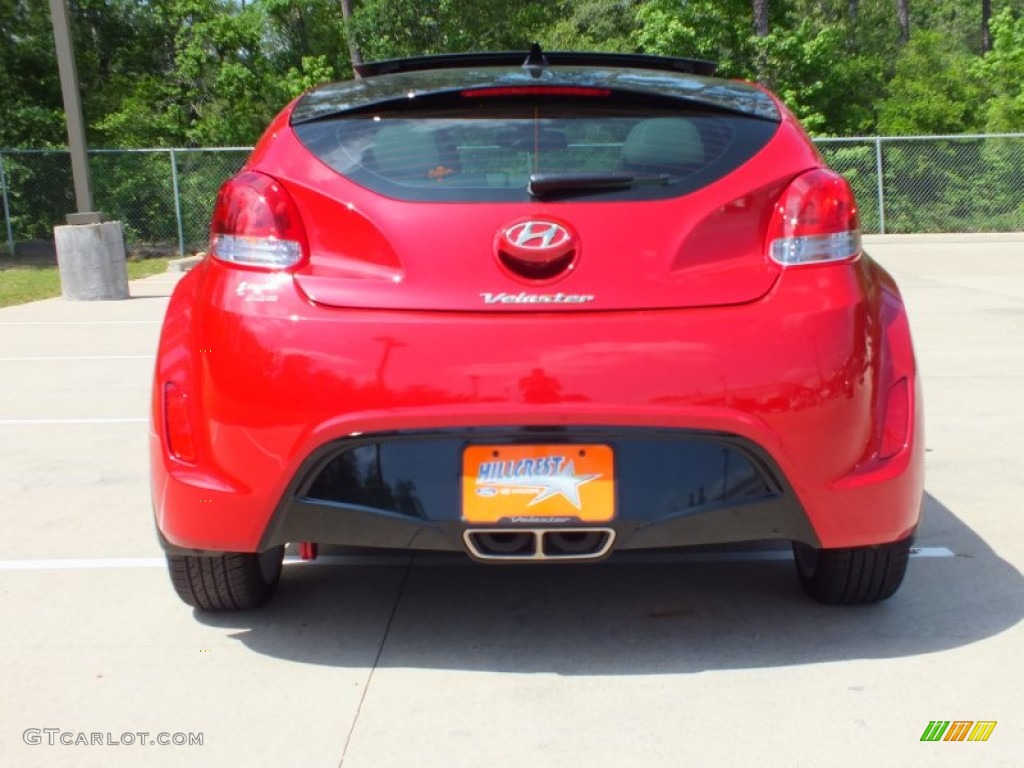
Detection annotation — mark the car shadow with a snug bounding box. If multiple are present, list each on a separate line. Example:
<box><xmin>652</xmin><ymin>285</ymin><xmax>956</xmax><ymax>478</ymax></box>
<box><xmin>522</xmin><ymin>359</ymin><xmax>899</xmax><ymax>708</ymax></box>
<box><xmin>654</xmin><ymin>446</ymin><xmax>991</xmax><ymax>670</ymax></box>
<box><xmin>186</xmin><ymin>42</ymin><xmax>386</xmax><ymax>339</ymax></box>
<box><xmin>195</xmin><ymin>491</ymin><xmax>1023</xmax><ymax>674</ymax></box>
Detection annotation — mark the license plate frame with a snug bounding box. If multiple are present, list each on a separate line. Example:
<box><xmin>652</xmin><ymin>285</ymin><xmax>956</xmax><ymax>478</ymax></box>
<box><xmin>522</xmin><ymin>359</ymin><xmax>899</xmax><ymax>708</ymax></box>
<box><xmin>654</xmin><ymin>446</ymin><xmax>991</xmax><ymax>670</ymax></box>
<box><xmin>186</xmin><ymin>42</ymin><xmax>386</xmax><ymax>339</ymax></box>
<box><xmin>461</xmin><ymin>443</ymin><xmax>615</xmax><ymax>524</ymax></box>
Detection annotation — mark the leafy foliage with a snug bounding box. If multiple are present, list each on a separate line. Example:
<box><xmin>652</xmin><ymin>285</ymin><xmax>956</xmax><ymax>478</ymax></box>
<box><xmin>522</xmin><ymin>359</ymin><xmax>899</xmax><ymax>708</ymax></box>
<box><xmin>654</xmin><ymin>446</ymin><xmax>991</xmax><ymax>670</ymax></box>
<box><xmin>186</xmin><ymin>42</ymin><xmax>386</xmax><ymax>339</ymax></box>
<box><xmin>877</xmin><ymin>30</ymin><xmax>986</xmax><ymax>135</ymax></box>
<box><xmin>0</xmin><ymin>0</ymin><xmax>66</xmax><ymax>147</ymax></box>
<box><xmin>3</xmin><ymin>0</ymin><xmax>1024</xmax><ymax>250</ymax></box>
<box><xmin>3</xmin><ymin>0</ymin><xmax>1024</xmax><ymax>148</ymax></box>
<box><xmin>975</xmin><ymin>8</ymin><xmax>1024</xmax><ymax>132</ymax></box>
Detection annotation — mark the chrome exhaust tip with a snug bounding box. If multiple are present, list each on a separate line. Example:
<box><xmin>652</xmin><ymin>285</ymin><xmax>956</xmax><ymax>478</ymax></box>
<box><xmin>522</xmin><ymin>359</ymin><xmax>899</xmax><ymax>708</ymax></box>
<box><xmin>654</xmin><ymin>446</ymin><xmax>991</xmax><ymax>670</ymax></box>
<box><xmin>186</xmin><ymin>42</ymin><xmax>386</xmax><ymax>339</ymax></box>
<box><xmin>463</xmin><ymin>528</ymin><xmax>615</xmax><ymax>562</ymax></box>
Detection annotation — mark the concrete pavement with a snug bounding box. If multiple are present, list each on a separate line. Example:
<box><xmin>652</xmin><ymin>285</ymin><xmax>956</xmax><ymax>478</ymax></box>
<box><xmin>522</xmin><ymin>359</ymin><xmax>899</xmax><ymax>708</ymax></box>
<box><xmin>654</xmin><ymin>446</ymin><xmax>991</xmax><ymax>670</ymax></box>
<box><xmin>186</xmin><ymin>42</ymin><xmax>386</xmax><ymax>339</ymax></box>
<box><xmin>0</xmin><ymin>239</ymin><xmax>1022</xmax><ymax>767</ymax></box>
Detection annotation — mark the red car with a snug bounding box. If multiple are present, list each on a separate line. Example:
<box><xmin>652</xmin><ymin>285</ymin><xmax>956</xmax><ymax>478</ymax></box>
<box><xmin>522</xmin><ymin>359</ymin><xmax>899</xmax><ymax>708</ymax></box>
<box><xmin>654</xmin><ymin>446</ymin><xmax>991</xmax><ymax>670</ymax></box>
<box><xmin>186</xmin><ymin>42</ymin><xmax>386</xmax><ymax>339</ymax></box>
<box><xmin>151</xmin><ymin>47</ymin><xmax>923</xmax><ymax>611</ymax></box>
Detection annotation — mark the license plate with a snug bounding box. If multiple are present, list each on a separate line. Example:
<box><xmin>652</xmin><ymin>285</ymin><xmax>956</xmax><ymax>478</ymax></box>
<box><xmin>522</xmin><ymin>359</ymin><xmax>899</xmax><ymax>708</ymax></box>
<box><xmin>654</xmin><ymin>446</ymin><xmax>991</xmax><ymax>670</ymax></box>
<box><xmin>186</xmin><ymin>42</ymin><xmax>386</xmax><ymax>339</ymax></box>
<box><xmin>462</xmin><ymin>444</ymin><xmax>615</xmax><ymax>524</ymax></box>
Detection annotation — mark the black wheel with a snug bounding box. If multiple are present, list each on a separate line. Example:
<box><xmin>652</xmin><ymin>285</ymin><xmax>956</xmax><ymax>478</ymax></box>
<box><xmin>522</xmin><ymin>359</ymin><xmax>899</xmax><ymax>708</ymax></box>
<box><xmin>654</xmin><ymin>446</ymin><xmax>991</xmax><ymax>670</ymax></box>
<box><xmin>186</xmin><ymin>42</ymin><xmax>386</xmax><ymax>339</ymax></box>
<box><xmin>793</xmin><ymin>537</ymin><xmax>911</xmax><ymax>605</ymax></box>
<box><xmin>166</xmin><ymin>546</ymin><xmax>285</xmax><ymax>611</ymax></box>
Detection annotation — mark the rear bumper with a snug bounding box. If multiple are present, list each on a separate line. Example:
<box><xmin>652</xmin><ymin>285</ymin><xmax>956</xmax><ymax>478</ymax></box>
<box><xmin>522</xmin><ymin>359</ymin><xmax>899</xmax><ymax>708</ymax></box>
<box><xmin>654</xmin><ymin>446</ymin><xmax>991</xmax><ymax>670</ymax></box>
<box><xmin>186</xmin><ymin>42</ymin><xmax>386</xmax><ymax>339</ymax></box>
<box><xmin>252</xmin><ymin>428</ymin><xmax>819</xmax><ymax>555</ymax></box>
<box><xmin>151</xmin><ymin>256</ymin><xmax>923</xmax><ymax>555</ymax></box>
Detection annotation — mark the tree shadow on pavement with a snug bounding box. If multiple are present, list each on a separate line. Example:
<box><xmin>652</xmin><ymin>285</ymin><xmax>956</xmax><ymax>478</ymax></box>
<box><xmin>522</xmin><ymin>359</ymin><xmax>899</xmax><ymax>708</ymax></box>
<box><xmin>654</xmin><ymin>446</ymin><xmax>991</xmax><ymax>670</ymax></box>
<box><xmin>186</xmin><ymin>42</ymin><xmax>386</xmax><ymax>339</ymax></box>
<box><xmin>197</xmin><ymin>491</ymin><xmax>1023</xmax><ymax>674</ymax></box>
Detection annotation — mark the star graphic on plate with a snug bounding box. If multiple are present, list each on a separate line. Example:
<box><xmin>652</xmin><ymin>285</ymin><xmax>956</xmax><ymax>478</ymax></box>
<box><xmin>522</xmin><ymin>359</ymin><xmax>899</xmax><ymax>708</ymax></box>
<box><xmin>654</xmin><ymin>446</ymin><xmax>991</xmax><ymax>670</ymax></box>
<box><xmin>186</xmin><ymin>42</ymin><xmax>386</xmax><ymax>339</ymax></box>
<box><xmin>525</xmin><ymin>460</ymin><xmax>600</xmax><ymax>509</ymax></box>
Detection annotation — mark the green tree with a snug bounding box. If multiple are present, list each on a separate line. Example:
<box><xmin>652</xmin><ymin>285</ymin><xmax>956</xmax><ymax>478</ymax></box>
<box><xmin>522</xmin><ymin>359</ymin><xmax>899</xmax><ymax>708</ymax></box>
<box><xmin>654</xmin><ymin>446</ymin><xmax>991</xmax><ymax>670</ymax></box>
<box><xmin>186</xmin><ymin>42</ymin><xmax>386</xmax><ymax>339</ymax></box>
<box><xmin>758</xmin><ymin>19</ymin><xmax>885</xmax><ymax>135</ymax></box>
<box><xmin>4</xmin><ymin>0</ymin><xmax>1024</xmax><ymax>150</ymax></box>
<box><xmin>349</xmin><ymin>0</ymin><xmax>556</xmax><ymax>61</ymax></box>
<box><xmin>544</xmin><ymin>0</ymin><xmax>640</xmax><ymax>51</ymax></box>
<box><xmin>0</xmin><ymin>1</ymin><xmax>76</xmax><ymax>147</ymax></box>
<box><xmin>878</xmin><ymin>29</ymin><xmax>986</xmax><ymax>135</ymax></box>
<box><xmin>96</xmin><ymin>0</ymin><xmax>338</xmax><ymax>147</ymax></box>
<box><xmin>975</xmin><ymin>8</ymin><xmax>1024</xmax><ymax>132</ymax></box>
<box><xmin>635</xmin><ymin>0</ymin><xmax>882</xmax><ymax>135</ymax></box>
<box><xmin>634</xmin><ymin>0</ymin><xmax>752</xmax><ymax>74</ymax></box>
<box><xmin>261</xmin><ymin>0</ymin><xmax>350</xmax><ymax>81</ymax></box>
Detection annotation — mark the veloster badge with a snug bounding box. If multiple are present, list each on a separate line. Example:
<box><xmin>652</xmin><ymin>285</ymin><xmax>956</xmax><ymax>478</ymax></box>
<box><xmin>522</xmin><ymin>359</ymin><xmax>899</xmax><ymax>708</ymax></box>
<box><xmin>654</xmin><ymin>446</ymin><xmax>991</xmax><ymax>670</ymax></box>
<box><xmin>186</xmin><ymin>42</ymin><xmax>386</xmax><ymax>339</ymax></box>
<box><xmin>480</xmin><ymin>291</ymin><xmax>594</xmax><ymax>304</ymax></box>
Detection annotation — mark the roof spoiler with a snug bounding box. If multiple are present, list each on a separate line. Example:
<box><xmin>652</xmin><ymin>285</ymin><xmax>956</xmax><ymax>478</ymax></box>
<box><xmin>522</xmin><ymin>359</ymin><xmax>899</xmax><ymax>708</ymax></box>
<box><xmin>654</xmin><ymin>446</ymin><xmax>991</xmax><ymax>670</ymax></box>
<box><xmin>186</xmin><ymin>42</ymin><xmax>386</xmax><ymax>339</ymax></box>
<box><xmin>354</xmin><ymin>44</ymin><xmax>717</xmax><ymax>79</ymax></box>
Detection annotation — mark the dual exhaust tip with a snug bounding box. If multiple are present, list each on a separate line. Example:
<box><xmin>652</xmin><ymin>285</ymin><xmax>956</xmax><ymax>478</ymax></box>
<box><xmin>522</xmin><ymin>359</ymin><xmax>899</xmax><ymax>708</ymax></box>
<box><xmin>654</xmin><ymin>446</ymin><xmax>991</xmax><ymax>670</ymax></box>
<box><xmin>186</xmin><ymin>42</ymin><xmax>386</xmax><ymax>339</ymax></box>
<box><xmin>464</xmin><ymin>528</ymin><xmax>615</xmax><ymax>562</ymax></box>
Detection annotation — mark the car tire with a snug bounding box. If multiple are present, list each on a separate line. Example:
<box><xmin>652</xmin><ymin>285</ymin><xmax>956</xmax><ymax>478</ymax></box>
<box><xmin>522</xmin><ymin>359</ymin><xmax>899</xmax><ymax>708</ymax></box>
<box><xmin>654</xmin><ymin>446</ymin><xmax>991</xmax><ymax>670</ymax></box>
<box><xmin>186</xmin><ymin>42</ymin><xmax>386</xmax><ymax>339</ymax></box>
<box><xmin>792</xmin><ymin>537</ymin><xmax>910</xmax><ymax>605</ymax></box>
<box><xmin>166</xmin><ymin>546</ymin><xmax>285</xmax><ymax>611</ymax></box>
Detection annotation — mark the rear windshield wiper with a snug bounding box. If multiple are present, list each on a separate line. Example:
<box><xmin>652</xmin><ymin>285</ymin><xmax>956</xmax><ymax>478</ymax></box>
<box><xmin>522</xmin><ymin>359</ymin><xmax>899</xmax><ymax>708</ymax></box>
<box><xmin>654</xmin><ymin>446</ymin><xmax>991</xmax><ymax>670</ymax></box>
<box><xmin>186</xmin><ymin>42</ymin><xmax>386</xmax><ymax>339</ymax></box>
<box><xmin>528</xmin><ymin>172</ymin><xmax>672</xmax><ymax>198</ymax></box>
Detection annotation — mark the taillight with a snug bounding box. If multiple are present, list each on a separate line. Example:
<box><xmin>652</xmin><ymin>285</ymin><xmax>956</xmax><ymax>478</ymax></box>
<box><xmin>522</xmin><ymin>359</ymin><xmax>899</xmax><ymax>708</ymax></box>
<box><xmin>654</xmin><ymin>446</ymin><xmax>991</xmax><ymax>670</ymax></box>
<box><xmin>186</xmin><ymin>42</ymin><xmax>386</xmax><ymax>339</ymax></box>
<box><xmin>163</xmin><ymin>381</ymin><xmax>196</xmax><ymax>464</ymax></box>
<box><xmin>209</xmin><ymin>171</ymin><xmax>308</xmax><ymax>269</ymax></box>
<box><xmin>767</xmin><ymin>168</ymin><xmax>861</xmax><ymax>266</ymax></box>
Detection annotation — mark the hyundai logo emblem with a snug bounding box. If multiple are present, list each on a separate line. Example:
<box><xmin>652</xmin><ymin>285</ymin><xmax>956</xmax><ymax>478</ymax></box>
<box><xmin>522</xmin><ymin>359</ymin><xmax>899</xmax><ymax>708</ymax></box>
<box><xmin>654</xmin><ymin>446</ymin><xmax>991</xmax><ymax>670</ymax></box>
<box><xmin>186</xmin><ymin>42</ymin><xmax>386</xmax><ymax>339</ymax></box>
<box><xmin>495</xmin><ymin>218</ymin><xmax>579</xmax><ymax>280</ymax></box>
<box><xmin>503</xmin><ymin>221</ymin><xmax>572</xmax><ymax>251</ymax></box>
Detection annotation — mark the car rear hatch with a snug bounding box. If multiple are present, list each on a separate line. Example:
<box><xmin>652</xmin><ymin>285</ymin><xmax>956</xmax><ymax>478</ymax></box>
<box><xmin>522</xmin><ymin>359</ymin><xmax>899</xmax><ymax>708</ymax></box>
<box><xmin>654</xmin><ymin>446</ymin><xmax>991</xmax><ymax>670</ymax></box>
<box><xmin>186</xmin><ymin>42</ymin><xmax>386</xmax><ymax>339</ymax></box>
<box><xmin>248</xmin><ymin>63</ymin><xmax>823</xmax><ymax>312</ymax></box>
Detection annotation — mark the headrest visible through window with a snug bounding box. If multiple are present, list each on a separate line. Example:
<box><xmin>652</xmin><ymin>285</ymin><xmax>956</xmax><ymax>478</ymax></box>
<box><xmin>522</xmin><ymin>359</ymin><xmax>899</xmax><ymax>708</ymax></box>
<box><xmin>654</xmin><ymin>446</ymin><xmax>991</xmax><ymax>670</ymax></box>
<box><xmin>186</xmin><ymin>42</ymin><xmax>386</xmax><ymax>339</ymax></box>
<box><xmin>622</xmin><ymin>118</ymin><xmax>704</xmax><ymax>172</ymax></box>
<box><xmin>368</xmin><ymin>124</ymin><xmax>443</xmax><ymax>179</ymax></box>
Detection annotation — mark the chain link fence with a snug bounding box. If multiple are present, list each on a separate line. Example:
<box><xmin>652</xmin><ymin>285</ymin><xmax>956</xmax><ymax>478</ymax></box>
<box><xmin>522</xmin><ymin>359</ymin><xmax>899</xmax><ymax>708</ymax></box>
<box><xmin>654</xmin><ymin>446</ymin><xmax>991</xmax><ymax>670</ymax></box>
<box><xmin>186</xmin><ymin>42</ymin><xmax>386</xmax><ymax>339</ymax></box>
<box><xmin>2</xmin><ymin>135</ymin><xmax>1024</xmax><ymax>258</ymax></box>
<box><xmin>0</xmin><ymin>148</ymin><xmax>248</xmax><ymax>257</ymax></box>
<box><xmin>816</xmin><ymin>134</ymin><xmax>1024</xmax><ymax>235</ymax></box>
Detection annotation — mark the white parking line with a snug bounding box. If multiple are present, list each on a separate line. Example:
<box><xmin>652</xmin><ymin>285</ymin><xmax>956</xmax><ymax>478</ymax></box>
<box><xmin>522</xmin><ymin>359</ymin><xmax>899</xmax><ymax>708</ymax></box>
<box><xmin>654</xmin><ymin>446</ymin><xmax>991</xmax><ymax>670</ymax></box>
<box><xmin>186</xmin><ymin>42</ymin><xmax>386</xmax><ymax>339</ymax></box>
<box><xmin>0</xmin><ymin>355</ymin><xmax>154</xmax><ymax>361</ymax></box>
<box><xmin>908</xmin><ymin>547</ymin><xmax>958</xmax><ymax>558</ymax></box>
<box><xmin>0</xmin><ymin>558</ymin><xmax>167</xmax><ymax>570</ymax></box>
<box><xmin>0</xmin><ymin>320</ymin><xmax>161</xmax><ymax>326</ymax></box>
<box><xmin>599</xmin><ymin>546</ymin><xmax>955</xmax><ymax>564</ymax></box>
<box><xmin>0</xmin><ymin>548</ymin><xmax>956</xmax><ymax>572</ymax></box>
<box><xmin>0</xmin><ymin>418</ymin><xmax>147</xmax><ymax>425</ymax></box>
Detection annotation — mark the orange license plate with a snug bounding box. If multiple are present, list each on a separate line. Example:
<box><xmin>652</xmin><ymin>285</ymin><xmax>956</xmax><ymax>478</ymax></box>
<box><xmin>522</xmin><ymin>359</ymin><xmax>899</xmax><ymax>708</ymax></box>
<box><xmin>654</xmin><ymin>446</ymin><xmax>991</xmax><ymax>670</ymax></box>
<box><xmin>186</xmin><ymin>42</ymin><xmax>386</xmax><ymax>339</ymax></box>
<box><xmin>462</xmin><ymin>444</ymin><xmax>615</xmax><ymax>524</ymax></box>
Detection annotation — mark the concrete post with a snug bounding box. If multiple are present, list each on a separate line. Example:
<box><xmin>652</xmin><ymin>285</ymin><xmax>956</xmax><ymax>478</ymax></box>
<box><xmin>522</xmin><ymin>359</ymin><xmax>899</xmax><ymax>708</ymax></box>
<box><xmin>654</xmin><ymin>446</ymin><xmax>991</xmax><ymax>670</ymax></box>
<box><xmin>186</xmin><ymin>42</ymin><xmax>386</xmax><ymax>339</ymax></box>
<box><xmin>54</xmin><ymin>221</ymin><xmax>130</xmax><ymax>300</ymax></box>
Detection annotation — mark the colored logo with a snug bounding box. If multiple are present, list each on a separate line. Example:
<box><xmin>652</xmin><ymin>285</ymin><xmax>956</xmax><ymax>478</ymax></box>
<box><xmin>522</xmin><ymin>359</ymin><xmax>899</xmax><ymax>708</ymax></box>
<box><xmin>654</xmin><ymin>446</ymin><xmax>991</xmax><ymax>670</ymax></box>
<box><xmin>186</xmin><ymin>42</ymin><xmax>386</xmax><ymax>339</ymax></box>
<box><xmin>920</xmin><ymin>721</ymin><xmax>997</xmax><ymax>742</ymax></box>
<box><xmin>475</xmin><ymin>455</ymin><xmax>600</xmax><ymax>509</ymax></box>
<box><xmin>461</xmin><ymin>444</ymin><xmax>615</xmax><ymax>525</ymax></box>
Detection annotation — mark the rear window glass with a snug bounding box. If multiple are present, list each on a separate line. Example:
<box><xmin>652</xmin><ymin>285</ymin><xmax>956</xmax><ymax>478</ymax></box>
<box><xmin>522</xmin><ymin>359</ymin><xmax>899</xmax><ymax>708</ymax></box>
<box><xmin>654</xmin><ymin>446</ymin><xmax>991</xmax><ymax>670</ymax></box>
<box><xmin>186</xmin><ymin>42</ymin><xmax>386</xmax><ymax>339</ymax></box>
<box><xmin>293</xmin><ymin>100</ymin><xmax>778</xmax><ymax>202</ymax></box>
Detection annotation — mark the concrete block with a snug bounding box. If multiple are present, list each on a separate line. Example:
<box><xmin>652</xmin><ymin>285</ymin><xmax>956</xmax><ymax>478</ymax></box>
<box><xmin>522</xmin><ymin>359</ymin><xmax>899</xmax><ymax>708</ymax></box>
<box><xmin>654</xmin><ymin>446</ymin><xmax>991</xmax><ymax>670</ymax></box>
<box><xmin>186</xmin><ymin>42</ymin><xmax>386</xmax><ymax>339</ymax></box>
<box><xmin>54</xmin><ymin>220</ymin><xmax>130</xmax><ymax>301</ymax></box>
